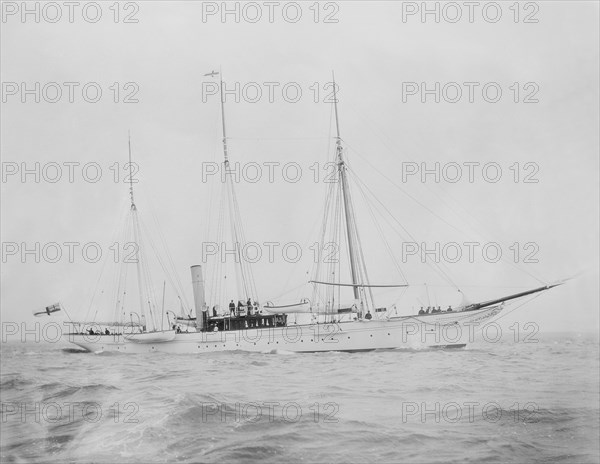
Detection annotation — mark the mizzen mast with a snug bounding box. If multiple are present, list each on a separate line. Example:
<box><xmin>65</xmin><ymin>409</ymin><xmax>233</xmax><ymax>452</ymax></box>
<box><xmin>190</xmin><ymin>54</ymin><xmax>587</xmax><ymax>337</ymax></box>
<box><xmin>128</xmin><ymin>133</ymin><xmax>156</xmax><ymax>331</ymax></box>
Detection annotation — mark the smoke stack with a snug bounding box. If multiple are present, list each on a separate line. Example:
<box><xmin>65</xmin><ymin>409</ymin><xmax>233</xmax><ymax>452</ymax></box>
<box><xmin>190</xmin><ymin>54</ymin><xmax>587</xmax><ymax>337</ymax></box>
<box><xmin>191</xmin><ymin>265</ymin><xmax>206</xmax><ymax>331</ymax></box>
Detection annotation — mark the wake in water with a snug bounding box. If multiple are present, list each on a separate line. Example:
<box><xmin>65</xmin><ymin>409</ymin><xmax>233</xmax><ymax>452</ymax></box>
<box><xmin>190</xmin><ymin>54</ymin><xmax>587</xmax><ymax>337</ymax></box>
<box><xmin>1</xmin><ymin>334</ymin><xmax>598</xmax><ymax>464</ymax></box>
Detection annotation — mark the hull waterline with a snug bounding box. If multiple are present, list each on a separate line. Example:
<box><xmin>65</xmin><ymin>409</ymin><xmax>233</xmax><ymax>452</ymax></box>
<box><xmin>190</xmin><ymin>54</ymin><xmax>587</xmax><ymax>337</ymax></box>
<box><xmin>65</xmin><ymin>306</ymin><xmax>502</xmax><ymax>354</ymax></box>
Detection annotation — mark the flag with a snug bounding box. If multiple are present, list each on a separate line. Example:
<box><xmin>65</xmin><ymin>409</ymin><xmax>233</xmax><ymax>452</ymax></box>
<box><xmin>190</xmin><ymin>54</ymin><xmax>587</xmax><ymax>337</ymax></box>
<box><xmin>33</xmin><ymin>303</ymin><xmax>62</xmax><ymax>317</ymax></box>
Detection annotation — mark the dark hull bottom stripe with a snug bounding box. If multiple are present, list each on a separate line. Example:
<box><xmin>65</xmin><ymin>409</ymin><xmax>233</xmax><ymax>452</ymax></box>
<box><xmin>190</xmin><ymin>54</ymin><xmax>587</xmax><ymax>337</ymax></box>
<box><xmin>72</xmin><ymin>344</ymin><xmax>468</xmax><ymax>353</ymax></box>
<box><xmin>431</xmin><ymin>344</ymin><xmax>467</xmax><ymax>349</ymax></box>
<box><xmin>298</xmin><ymin>344</ymin><xmax>467</xmax><ymax>353</ymax></box>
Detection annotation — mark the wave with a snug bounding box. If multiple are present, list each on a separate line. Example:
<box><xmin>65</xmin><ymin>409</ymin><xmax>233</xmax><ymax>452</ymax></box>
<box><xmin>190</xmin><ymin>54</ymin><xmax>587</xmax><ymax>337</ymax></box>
<box><xmin>260</xmin><ymin>349</ymin><xmax>297</xmax><ymax>356</ymax></box>
<box><xmin>41</xmin><ymin>383</ymin><xmax>119</xmax><ymax>402</ymax></box>
<box><xmin>61</xmin><ymin>348</ymin><xmax>89</xmax><ymax>354</ymax></box>
<box><xmin>0</xmin><ymin>374</ymin><xmax>34</xmax><ymax>390</ymax></box>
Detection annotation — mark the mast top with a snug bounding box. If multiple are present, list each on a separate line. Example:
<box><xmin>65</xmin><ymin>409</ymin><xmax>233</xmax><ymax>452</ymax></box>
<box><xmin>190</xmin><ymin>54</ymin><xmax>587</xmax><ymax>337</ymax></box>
<box><xmin>218</xmin><ymin>68</ymin><xmax>229</xmax><ymax>165</ymax></box>
<box><xmin>332</xmin><ymin>71</ymin><xmax>343</xmax><ymax>155</ymax></box>
<box><xmin>128</xmin><ymin>131</ymin><xmax>136</xmax><ymax>210</ymax></box>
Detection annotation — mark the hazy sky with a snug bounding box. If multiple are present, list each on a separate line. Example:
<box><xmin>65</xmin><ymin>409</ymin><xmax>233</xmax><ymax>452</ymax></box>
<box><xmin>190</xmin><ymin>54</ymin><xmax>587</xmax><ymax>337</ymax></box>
<box><xmin>1</xmin><ymin>1</ymin><xmax>598</xmax><ymax>334</ymax></box>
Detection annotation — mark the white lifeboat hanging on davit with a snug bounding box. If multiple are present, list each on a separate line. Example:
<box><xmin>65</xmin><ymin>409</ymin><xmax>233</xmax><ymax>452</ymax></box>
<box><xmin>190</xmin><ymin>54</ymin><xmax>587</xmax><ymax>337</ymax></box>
<box><xmin>263</xmin><ymin>299</ymin><xmax>311</xmax><ymax>314</ymax></box>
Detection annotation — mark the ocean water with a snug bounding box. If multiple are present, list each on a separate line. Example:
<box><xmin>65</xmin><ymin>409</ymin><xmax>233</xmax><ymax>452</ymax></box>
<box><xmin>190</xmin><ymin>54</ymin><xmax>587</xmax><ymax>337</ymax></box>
<box><xmin>1</xmin><ymin>333</ymin><xmax>598</xmax><ymax>464</ymax></box>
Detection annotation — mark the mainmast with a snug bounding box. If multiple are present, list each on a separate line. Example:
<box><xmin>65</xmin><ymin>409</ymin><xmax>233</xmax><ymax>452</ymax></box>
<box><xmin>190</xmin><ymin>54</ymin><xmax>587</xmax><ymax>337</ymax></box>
<box><xmin>219</xmin><ymin>72</ymin><xmax>243</xmax><ymax>298</ymax></box>
<box><xmin>211</xmin><ymin>70</ymin><xmax>257</xmax><ymax>304</ymax></box>
<box><xmin>332</xmin><ymin>72</ymin><xmax>360</xmax><ymax>304</ymax></box>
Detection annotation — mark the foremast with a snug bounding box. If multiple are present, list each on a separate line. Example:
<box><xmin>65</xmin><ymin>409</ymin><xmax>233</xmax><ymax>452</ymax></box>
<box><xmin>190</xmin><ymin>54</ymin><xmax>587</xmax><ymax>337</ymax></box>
<box><xmin>309</xmin><ymin>73</ymin><xmax>410</xmax><ymax>319</ymax></box>
<box><xmin>331</xmin><ymin>72</ymin><xmax>374</xmax><ymax>317</ymax></box>
<box><xmin>333</xmin><ymin>74</ymin><xmax>359</xmax><ymax>303</ymax></box>
<box><xmin>322</xmin><ymin>75</ymin><xmax>562</xmax><ymax>319</ymax></box>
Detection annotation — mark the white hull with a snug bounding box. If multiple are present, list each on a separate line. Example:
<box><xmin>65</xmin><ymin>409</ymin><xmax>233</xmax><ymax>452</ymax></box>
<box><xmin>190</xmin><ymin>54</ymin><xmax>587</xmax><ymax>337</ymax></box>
<box><xmin>123</xmin><ymin>330</ymin><xmax>176</xmax><ymax>343</ymax></box>
<box><xmin>65</xmin><ymin>306</ymin><xmax>502</xmax><ymax>354</ymax></box>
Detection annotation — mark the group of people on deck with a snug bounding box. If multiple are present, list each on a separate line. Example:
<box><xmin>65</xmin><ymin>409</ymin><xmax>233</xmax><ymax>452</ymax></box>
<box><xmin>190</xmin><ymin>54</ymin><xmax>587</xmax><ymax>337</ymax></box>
<box><xmin>86</xmin><ymin>328</ymin><xmax>112</xmax><ymax>335</ymax></box>
<box><xmin>418</xmin><ymin>305</ymin><xmax>453</xmax><ymax>315</ymax></box>
<box><xmin>227</xmin><ymin>298</ymin><xmax>260</xmax><ymax>317</ymax></box>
